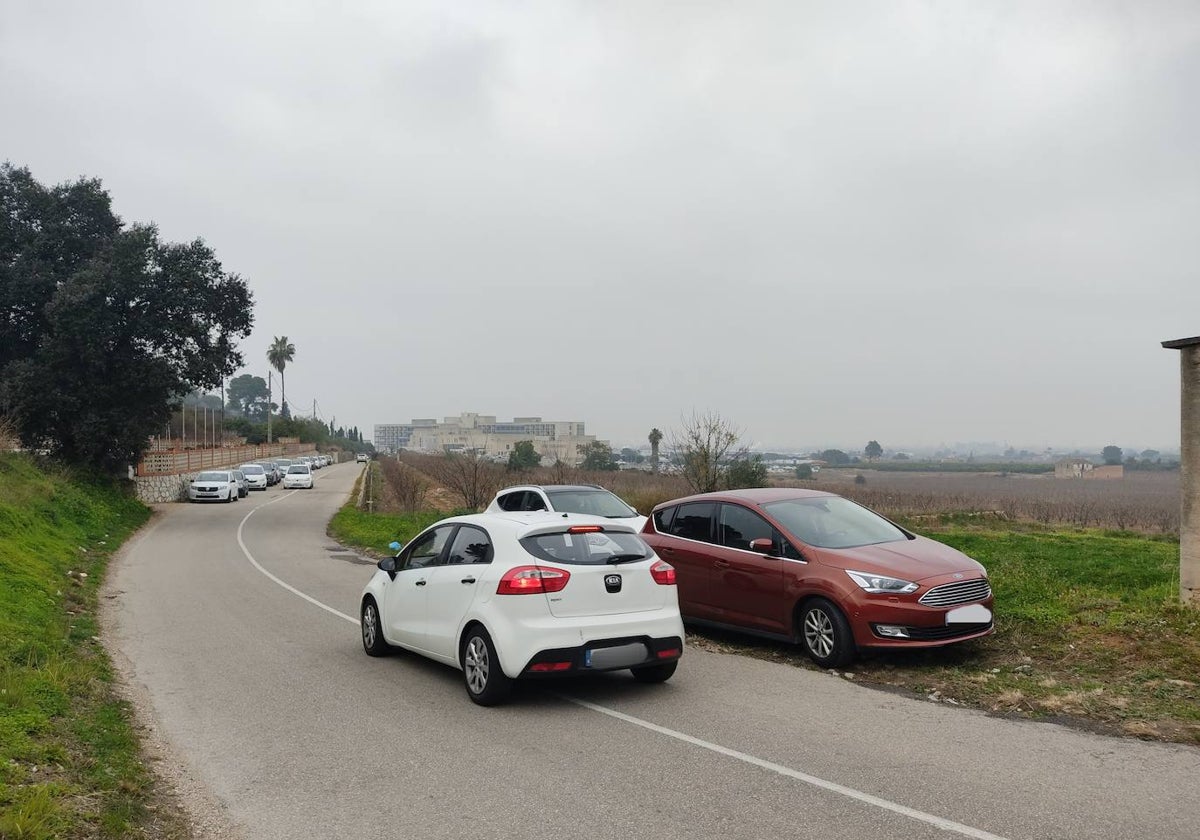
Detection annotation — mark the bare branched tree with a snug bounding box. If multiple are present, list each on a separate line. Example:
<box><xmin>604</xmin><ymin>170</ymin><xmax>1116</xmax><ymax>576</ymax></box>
<box><xmin>671</xmin><ymin>410</ymin><xmax>743</xmax><ymax>493</ymax></box>
<box><xmin>427</xmin><ymin>449</ymin><xmax>504</xmax><ymax>510</ymax></box>
<box><xmin>379</xmin><ymin>457</ymin><xmax>430</xmax><ymax>513</ymax></box>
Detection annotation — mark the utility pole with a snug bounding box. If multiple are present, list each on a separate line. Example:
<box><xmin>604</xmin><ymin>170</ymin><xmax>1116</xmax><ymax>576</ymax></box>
<box><xmin>1163</xmin><ymin>334</ymin><xmax>1200</xmax><ymax>607</ymax></box>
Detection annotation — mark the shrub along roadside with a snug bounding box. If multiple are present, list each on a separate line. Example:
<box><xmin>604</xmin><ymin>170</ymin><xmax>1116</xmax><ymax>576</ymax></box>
<box><xmin>0</xmin><ymin>453</ymin><xmax>189</xmax><ymax>839</ymax></box>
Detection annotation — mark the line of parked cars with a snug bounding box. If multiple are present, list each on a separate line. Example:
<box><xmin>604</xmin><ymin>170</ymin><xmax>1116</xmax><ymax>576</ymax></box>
<box><xmin>360</xmin><ymin>483</ymin><xmax>994</xmax><ymax>706</ymax></box>
<box><xmin>186</xmin><ymin>454</ymin><xmax>334</xmax><ymax>502</ymax></box>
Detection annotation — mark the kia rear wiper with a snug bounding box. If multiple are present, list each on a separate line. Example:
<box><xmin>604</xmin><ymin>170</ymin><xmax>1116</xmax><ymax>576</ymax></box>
<box><xmin>606</xmin><ymin>554</ymin><xmax>646</xmax><ymax>565</ymax></box>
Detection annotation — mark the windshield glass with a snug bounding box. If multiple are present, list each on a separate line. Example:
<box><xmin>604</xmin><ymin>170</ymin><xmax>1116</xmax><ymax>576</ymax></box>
<box><xmin>545</xmin><ymin>489</ymin><xmax>637</xmax><ymax>518</ymax></box>
<box><xmin>240</xmin><ymin>465</ymin><xmax>264</xmax><ymax>474</ymax></box>
<box><xmin>521</xmin><ymin>530</ymin><xmax>651</xmax><ymax>565</ymax></box>
<box><xmin>287</xmin><ymin>465</ymin><xmax>310</xmax><ymax>474</ymax></box>
<box><xmin>763</xmin><ymin>496</ymin><xmax>908</xmax><ymax>549</ymax></box>
<box><xmin>196</xmin><ymin>472</ymin><xmax>229</xmax><ymax>482</ymax></box>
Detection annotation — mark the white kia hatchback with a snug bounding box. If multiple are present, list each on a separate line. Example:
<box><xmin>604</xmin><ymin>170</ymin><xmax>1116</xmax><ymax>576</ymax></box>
<box><xmin>360</xmin><ymin>512</ymin><xmax>684</xmax><ymax>705</ymax></box>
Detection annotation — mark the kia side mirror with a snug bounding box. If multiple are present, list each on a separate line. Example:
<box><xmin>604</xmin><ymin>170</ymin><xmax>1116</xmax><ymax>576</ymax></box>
<box><xmin>378</xmin><ymin>557</ymin><xmax>398</xmax><ymax>580</ymax></box>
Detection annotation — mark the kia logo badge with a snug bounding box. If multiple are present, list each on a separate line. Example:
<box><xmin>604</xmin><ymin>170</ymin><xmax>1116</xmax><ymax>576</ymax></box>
<box><xmin>604</xmin><ymin>574</ymin><xmax>622</xmax><ymax>592</ymax></box>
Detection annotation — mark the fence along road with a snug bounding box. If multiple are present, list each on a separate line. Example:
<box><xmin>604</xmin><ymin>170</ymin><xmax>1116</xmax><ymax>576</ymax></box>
<box><xmin>104</xmin><ymin>461</ymin><xmax>1200</xmax><ymax>840</ymax></box>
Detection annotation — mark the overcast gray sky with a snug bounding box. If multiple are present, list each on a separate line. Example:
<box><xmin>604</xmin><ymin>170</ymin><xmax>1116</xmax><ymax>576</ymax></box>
<box><xmin>3</xmin><ymin>1</ymin><xmax>1197</xmax><ymax>453</ymax></box>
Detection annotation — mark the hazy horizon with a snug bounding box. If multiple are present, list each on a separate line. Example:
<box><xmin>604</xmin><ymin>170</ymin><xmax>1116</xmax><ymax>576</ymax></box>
<box><xmin>4</xmin><ymin>2</ymin><xmax>1197</xmax><ymax>452</ymax></box>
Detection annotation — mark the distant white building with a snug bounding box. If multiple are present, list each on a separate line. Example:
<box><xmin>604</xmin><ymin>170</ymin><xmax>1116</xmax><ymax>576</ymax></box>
<box><xmin>374</xmin><ymin>413</ymin><xmax>597</xmax><ymax>465</ymax></box>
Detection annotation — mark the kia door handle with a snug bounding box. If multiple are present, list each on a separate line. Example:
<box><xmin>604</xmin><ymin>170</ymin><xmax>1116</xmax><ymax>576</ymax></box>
<box><xmin>414</xmin><ymin>580</ymin><xmax>426</xmax><ymax>586</ymax></box>
<box><xmin>461</xmin><ymin>577</ymin><xmax>476</xmax><ymax>584</ymax></box>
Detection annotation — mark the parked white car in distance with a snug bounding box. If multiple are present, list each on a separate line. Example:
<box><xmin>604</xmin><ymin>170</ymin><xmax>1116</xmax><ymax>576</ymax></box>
<box><xmin>238</xmin><ymin>463</ymin><xmax>269</xmax><ymax>490</ymax></box>
<box><xmin>283</xmin><ymin>464</ymin><xmax>314</xmax><ymax>489</ymax></box>
<box><xmin>188</xmin><ymin>471</ymin><xmax>239</xmax><ymax>503</ymax></box>
<box><xmin>360</xmin><ymin>511</ymin><xmax>684</xmax><ymax>706</ymax></box>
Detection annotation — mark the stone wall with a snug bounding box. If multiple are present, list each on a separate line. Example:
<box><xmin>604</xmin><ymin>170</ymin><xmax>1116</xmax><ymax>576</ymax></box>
<box><xmin>134</xmin><ymin>472</ymin><xmax>196</xmax><ymax>503</ymax></box>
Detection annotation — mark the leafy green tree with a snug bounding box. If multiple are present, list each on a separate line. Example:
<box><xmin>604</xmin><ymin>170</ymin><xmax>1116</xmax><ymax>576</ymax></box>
<box><xmin>267</xmin><ymin>336</ymin><xmax>295</xmax><ymax>418</ymax></box>
<box><xmin>725</xmin><ymin>454</ymin><xmax>767</xmax><ymax>489</ymax></box>
<box><xmin>578</xmin><ymin>440</ymin><xmax>619</xmax><ymax>471</ymax></box>
<box><xmin>1102</xmin><ymin>445</ymin><xmax>1123</xmax><ymax>466</ymax></box>
<box><xmin>0</xmin><ymin>165</ymin><xmax>253</xmax><ymax>471</ymax></box>
<box><xmin>227</xmin><ymin>374</ymin><xmax>270</xmax><ymax>420</ymax></box>
<box><xmin>507</xmin><ymin>440</ymin><xmax>541</xmax><ymax>471</ymax></box>
<box><xmin>795</xmin><ymin>464</ymin><xmax>814</xmax><ymax>479</ymax></box>
<box><xmin>818</xmin><ymin>449</ymin><xmax>851</xmax><ymax>466</ymax></box>
<box><xmin>864</xmin><ymin>440</ymin><xmax>883</xmax><ymax>460</ymax></box>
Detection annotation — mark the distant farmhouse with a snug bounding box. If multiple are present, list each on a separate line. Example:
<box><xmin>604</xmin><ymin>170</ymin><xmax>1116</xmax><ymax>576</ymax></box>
<box><xmin>1055</xmin><ymin>459</ymin><xmax>1124</xmax><ymax>480</ymax></box>
<box><xmin>374</xmin><ymin>412</ymin><xmax>597</xmax><ymax>465</ymax></box>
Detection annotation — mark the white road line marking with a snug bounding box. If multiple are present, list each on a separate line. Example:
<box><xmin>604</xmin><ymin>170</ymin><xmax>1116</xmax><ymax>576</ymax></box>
<box><xmin>235</xmin><ymin>487</ymin><xmax>359</xmax><ymax>625</ymax></box>
<box><xmin>235</xmin><ymin>484</ymin><xmax>1008</xmax><ymax>840</ymax></box>
<box><xmin>564</xmin><ymin>696</ymin><xmax>1010</xmax><ymax>840</ymax></box>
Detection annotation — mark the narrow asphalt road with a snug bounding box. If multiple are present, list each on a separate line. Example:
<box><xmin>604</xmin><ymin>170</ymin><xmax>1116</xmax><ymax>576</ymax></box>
<box><xmin>104</xmin><ymin>462</ymin><xmax>1200</xmax><ymax>840</ymax></box>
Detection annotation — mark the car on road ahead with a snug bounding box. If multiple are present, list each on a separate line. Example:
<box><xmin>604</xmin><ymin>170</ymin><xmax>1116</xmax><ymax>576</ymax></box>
<box><xmin>282</xmin><ymin>464</ymin><xmax>313</xmax><ymax>489</ymax></box>
<box><xmin>640</xmin><ymin>488</ymin><xmax>994</xmax><ymax>668</ymax></box>
<box><xmin>360</xmin><ymin>512</ymin><xmax>684</xmax><ymax>705</ymax></box>
<box><xmin>188</xmin><ymin>471</ymin><xmax>239</xmax><ymax>503</ymax></box>
<box><xmin>230</xmin><ymin>469</ymin><xmax>249</xmax><ymax>497</ymax></box>
<box><xmin>486</xmin><ymin>484</ymin><xmax>647</xmax><ymax>531</ymax></box>
<box><xmin>355</xmin><ymin>452</ymin><xmax>369</xmax><ymax>463</ymax></box>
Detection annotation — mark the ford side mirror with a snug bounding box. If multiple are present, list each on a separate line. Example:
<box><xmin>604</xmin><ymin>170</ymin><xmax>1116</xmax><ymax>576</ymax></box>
<box><xmin>749</xmin><ymin>538</ymin><xmax>775</xmax><ymax>555</ymax></box>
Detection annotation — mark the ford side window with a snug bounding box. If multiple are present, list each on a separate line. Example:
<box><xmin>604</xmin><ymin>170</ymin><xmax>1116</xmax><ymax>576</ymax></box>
<box><xmin>669</xmin><ymin>502</ymin><xmax>715</xmax><ymax>543</ymax></box>
<box><xmin>653</xmin><ymin>506</ymin><xmax>676</xmax><ymax>533</ymax></box>
<box><xmin>718</xmin><ymin>504</ymin><xmax>775</xmax><ymax>551</ymax></box>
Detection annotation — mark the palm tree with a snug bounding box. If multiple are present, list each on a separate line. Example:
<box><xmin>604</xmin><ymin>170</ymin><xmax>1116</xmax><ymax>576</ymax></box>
<box><xmin>648</xmin><ymin>427</ymin><xmax>663</xmax><ymax>474</ymax></box>
<box><xmin>267</xmin><ymin>336</ymin><xmax>296</xmax><ymax>418</ymax></box>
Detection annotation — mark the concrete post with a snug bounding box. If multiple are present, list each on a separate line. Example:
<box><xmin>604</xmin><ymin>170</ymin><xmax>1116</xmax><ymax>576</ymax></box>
<box><xmin>1162</xmin><ymin>335</ymin><xmax>1200</xmax><ymax>607</ymax></box>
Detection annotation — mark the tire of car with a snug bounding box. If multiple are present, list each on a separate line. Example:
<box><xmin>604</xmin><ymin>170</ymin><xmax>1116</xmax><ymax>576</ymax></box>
<box><xmin>225</xmin><ymin>489</ymin><xmax>234</xmax><ymax>503</ymax></box>
<box><xmin>799</xmin><ymin>598</ymin><xmax>856</xmax><ymax>668</ymax></box>
<box><xmin>461</xmin><ymin>627</ymin><xmax>513</xmax><ymax>706</ymax></box>
<box><xmin>631</xmin><ymin>661</ymin><xmax>677</xmax><ymax>684</ymax></box>
<box><xmin>360</xmin><ymin>597</ymin><xmax>392</xmax><ymax>657</ymax></box>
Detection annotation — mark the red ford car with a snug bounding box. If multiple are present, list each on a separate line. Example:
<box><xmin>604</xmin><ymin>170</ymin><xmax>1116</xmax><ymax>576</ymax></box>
<box><xmin>640</xmin><ymin>488</ymin><xmax>993</xmax><ymax>667</ymax></box>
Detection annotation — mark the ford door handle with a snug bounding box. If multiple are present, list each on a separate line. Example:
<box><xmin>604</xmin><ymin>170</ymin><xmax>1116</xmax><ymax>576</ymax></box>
<box><xmin>414</xmin><ymin>580</ymin><xmax>427</xmax><ymax>586</ymax></box>
<box><xmin>714</xmin><ymin>560</ymin><xmax>730</xmax><ymax>569</ymax></box>
<box><xmin>659</xmin><ymin>546</ymin><xmax>675</xmax><ymax>555</ymax></box>
<box><xmin>461</xmin><ymin>577</ymin><xmax>476</xmax><ymax>584</ymax></box>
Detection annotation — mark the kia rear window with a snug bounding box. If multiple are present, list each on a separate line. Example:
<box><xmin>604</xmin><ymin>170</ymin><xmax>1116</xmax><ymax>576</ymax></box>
<box><xmin>521</xmin><ymin>531</ymin><xmax>652</xmax><ymax>565</ymax></box>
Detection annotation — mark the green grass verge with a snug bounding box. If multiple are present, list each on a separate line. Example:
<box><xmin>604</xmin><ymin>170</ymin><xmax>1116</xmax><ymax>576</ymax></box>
<box><xmin>0</xmin><ymin>453</ymin><xmax>186</xmax><ymax>839</ymax></box>
<box><xmin>327</xmin><ymin>468</ymin><xmax>453</xmax><ymax>553</ymax></box>
<box><xmin>691</xmin><ymin>521</ymin><xmax>1200</xmax><ymax>743</ymax></box>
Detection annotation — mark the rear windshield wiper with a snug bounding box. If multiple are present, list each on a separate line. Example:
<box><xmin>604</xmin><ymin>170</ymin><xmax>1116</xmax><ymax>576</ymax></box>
<box><xmin>606</xmin><ymin>554</ymin><xmax>647</xmax><ymax>565</ymax></box>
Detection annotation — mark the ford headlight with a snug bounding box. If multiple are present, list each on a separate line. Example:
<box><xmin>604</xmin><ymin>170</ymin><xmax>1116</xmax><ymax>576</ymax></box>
<box><xmin>846</xmin><ymin>570</ymin><xmax>919</xmax><ymax>594</ymax></box>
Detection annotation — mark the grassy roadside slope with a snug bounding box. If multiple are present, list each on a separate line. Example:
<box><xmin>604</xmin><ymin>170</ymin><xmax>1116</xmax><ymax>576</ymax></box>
<box><xmin>0</xmin><ymin>453</ymin><xmax>187</xmax><ymax>839</ymax></box>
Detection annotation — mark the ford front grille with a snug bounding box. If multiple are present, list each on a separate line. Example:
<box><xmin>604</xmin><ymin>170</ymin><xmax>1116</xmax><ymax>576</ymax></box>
<box><xmin>919</xmin><ymin>578</ymin><xmax>992</xmax><ymax>607</ymax></box>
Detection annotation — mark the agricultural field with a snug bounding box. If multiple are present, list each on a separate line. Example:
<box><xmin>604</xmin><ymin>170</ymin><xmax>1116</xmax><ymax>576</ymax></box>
<box><xmin>810</xmin><ymin>468</ymin><xmax>1180</xmax><ymax>534</ymax></box>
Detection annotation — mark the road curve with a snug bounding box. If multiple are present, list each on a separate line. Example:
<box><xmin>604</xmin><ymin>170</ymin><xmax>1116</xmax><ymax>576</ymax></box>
<box><xmin>104</xmin><ymin>462</ymin><xmax>1200</xmax><ymax>840</ymax></box>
